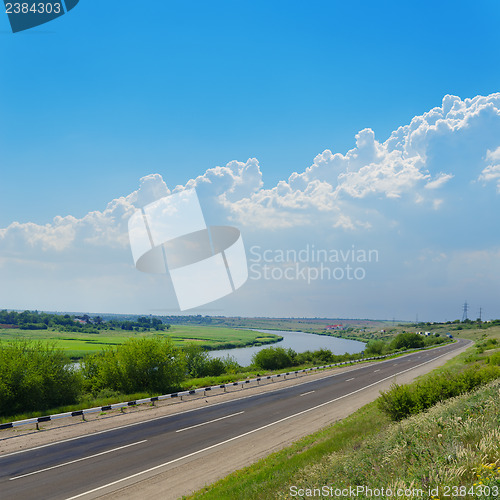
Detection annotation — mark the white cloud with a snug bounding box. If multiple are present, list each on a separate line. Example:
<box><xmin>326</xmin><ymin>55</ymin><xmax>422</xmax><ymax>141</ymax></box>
<box><xmin>479</xmin><ymin>146</ymin><xmax>500</xmax><ymax>192</ymax></box>
<box><xmin>2</xmin><ymin>93</ymin><xmax>500</xmax><ymax>316</ymax></box>
<box><xmin>425</xmin><ymin>173</ymin><xmax>454</xmax><ymax>190</ymax></box>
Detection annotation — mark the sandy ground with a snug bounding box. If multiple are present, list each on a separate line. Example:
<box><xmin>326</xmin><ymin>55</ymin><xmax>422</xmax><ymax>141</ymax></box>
<box><xmin>0</xmin><ymin>342</ymin><xmax>470</xmax><ymax>499</ymax></box>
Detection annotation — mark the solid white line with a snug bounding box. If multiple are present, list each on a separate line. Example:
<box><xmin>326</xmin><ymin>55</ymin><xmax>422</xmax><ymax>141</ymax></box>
<box><xmin>345</xmin><ymin>378</ymin><xmax>355</xmax><ymax>382</ymax></box>
<box><xmin>176</xmin><ymin>412</ymin><xmax>244</xmax><ymax>433</ymax></box>
<box><xmin>64</xmin><ymin>349</ymin><xmax>456</xmax><ymax>500</ymax></box>
<box><xmin>299</xmin><ymin>391</ymin><xmax>315</xmax><ymax>397</ymax></box>
<box><xmin>1</xmin><ymin>339</ymin><xmax>470</xmax><ymax>461</ymax></box>
<box><xmin>9</xmin><ymin>440</ymin><xmax>147</xmax><ymax>481</ymax></box>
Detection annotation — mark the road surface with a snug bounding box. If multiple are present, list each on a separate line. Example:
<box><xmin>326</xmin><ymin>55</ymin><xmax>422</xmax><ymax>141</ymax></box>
<box><xmin>0</xmin><ymin>339</ymin><xmax>471</xmax><ymax>500</ymax></box>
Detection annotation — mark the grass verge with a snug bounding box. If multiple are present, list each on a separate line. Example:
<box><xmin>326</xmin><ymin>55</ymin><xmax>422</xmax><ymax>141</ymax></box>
<box><xmin>185</xmin><ymin>340</ymin><xmax>500</xmax><ymax>500</ymax></box>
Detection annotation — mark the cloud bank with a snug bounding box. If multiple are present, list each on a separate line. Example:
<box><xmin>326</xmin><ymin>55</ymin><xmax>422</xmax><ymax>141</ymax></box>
<box><xmin>1</xmin><ymin>93</ymin><xmax>500</xmax><ymax>318</ymax></box>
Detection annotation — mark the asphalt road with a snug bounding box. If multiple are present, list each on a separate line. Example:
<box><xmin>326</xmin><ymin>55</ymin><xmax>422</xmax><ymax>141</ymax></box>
<box><xmin>0</xmin><ymin>339</ymin><xmax>470</xmax><ymax>500</ymax></box>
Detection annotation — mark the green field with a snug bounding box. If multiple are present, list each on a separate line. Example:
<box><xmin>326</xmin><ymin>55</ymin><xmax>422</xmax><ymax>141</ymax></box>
<box><xmin>0</xmin><ymin>325</ymin><xmax>281</xmax><ymax>359</ymax></box>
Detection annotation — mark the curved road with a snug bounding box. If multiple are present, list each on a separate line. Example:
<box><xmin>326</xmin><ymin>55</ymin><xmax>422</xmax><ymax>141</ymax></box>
<box><xmin>0</xmin><ymin>339</ymin><xmax>470</xmax><ymax>500</ymax></box>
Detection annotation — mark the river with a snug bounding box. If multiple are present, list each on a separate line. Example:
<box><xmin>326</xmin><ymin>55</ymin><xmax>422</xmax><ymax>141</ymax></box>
<box><xmin>208</xmin><ymin>329</ymin><xmax>366</xmax><ymax>367</ymax></box>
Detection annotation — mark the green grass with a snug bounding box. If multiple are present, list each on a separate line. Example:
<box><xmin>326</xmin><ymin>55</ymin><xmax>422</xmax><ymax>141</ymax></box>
<box><xmin>0</xmin><ymin>325</ymin><xmax>281</xmax><ymax>359</ymax></box>
<box><xmin>186</xmin><ymin>401</ymin><xmax>390</xmax><ymax>500</ymax></box>
<box><xmin>186</xmin><ymin>327</ymin><xmax>500</xmax><ymax>500</ymax></box>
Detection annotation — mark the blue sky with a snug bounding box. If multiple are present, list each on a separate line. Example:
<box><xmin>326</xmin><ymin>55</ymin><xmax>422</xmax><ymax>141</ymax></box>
<box><xmin>1</xmin><ymin>1</ymin><xmax>500</xmax><ymax>320</ymax></box>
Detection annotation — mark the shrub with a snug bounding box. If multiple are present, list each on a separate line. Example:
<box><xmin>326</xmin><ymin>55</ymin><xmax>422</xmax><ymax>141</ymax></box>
<box><xmin>82</xmin><ymin>337</ymin><xmax>186</xmax><ymax>395</ymax></box>
<box><xmin>252</xmin><ymin>347</ymin><xmax>297</xmax><ymax>370</ymax></box>
<box><xmin>184</xmin><ymin>343</ymin><xmax>211</xmax><ymax>378</ymax></box>
<box><xmin>487</xmin><ymin>351</ymin><xmax>500</xmax><ymax>366</ymax></box>
<box><xmin>379</xmin><ymin>364</ymin><xmax>500</xmax><ymax>421</ymax></box>
<box><xmin>365</xmin><ymin>340</ymin><xmax>386</xmax><ymax>356</ymax></box>
<box><xmin>0</xmin><ymin>341</ymin><xmax>81</xmax><ymax>416</ymax></box>
<box><xmin>390</xmin><ymin>333</ymin><xmax>424</xmax><ymax>351</ymax></box>
<box><xmin>203</xmin><ymin>357</ymin><xmax>226</xmax><ymax>376</ymax></box>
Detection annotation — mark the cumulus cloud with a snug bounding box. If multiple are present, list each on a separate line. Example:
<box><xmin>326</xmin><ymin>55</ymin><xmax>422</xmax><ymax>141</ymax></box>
<box><xmin>224</xmin><ymin>93</ymin><xmax>500</xmax><ymax>228</ymax></box>
<box><xmin>478</xmin><ymin>146</ymin><xmax>500</xmax><ymax>192</ymax></box>
<box><xmin>2</xmin><ymin>93</ymin><xmax>500</xmax><ymax>316</ymax></box>
<box><xmin>182</xmin><ymin>158</ymin><xmax>263</xmax><ymax>201</ymax></box>
<box><xmin>2</xmin><ymin>93</ymin><xmax>500</xmax><ymax>257</ymax></box>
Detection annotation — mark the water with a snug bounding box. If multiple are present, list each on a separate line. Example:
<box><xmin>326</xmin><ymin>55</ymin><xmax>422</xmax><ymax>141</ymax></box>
<box><xmin>208</xmin><ymin>329</ymin><xmax>365</xmax><ymax>367</ymax></box>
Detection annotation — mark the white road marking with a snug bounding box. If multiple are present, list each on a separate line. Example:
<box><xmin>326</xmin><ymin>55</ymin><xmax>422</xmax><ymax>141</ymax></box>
<box><xmin>374</xmin><ymin>369</ymin><xmax>380</xmax><ymax>372</ymax></box>
<box><xmin>64</xmin><ymin>350</ymin><xmax>457</xmax><ymax>500</ymax></box>
<box><xmin>299</xmin><ymin>391</ymin><xmax>315</xmax><ymax>397</ymax></box>
<box><xmin>176</xmin><ymin>412</ymin><xmax>244</xmax><ymax>433</ymax></box>
<box><xmin>0</xmin><ymin>340</ymin><xmax>470</xmax><ymax>462</ymax></box>
<box><xmin>9</xmin><ymin>440</ymin><xmax>147</xmax><ymax>481</ymax></box>
<box><xmin>345</xmin><ymin>378</ymin><xmax>355</xmax><ymax>382</ymax></box>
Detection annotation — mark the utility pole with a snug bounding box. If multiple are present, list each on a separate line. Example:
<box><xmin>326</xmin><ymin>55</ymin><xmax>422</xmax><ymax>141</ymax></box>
<box><xmin>462</xmin><ymin>301</ymin><xmax>468</xmax><ymax>322</ymax></box>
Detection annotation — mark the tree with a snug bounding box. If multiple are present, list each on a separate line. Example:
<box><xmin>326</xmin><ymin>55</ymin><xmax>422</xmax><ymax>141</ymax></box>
<box><xmin>390</xmin><ymin>333</ymin><xmax>424</xmax><ymax>351</ymax></box>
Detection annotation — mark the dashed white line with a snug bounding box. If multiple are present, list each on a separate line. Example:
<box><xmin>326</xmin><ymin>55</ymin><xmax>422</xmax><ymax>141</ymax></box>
<box><xmin>9</xmin><ymin>440</ymin><xmax>147</xmax><ymax>481</ymax></box>
<box><xmin>345</xmin><ymin>378</ymin><xmax>355</xmax><ymax>382</ymax></box>
<box><xmin>63</xmin><ymin>348</ymin><xmax>464</xmax><ymax>500</ymax></box>
<box><xmin>176</xmin><ymin>411</ymin><xmax>244</xmax><ymax>433</ymax></box>
<box><xmin>299</xmin><ymin>391</ymin><xmax>315</xmax><ymax>397</ymax></box>
<box><xmin>374</xmin><ymin>369</ymin><xmax>380</xmax><ymax>372</ymax></box>
<box><xmin>1</xmin><ymin>340</ymin><xmax>469</xmax><ymax>461</ymax></box>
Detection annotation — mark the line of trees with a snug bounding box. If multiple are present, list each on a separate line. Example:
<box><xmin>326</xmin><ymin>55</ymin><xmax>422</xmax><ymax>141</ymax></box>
<box><xmin>0</xmin><ymin>310</ymin><xmax>170</xmax><ymax>333</ymax></box>
<box><xmin>364</xmin><ymin>332</ymin><xmax>449</xmax><ymax>356</ymax></box>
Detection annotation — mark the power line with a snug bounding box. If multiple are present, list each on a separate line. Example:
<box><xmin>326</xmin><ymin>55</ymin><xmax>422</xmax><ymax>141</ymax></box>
<box><xmin>462</xmin><ymin>301</ymin><xmax>468</xmax><ymax>322</ymax></box>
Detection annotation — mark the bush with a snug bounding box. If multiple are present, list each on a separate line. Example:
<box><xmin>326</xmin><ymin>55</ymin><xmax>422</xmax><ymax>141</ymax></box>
<box><xmin>252</xmin><ymin>347</ymin><xmax>297</xmax><ymax>370</ymax></box>
<box><xmin>379</xmin><ymin>364</ymin><xmax>500</xmax><ymax>421</ymax></box>
<box><xmin>184</xmin><ymin>344</ymin><xmax>211</xmax><ymax>378</ymax></box>
<box><xmin>203</xmin><ymin>357</ymin><xmax>226</xmax><ymax>376</ymax></box>
<box><xmin>390</xmin><ymin>332</ymin><xmax>424</xmax><ymax>351</ymax></box>
<box><xmin>487</xmin><ymin>351</ymin><xmax>500</xmax><ymax>366</ymax></box>
<box><xmin>82</xmin><ymin>337</ymin><xmax>186</xmax><ymax>395</ymax></box>
<box><xmin>0</xmin><ymin>341</ymin><xmax>81</xmax><ymax>416</ymax></box>
<box><xmin>365</xmin><ymin>340</ymin><xmax>386</xmax><ymax>356</ymax></box>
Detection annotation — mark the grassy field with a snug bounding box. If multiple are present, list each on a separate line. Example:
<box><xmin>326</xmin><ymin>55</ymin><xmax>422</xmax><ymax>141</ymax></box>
<box><xmin>0</xmin><ymin>325</ymin><xmax>281</xmax><ymax>359</ymax></box>
<box><xmin>190</xmin><ymin>317</ymin><xmax>396</xmax><ymax>334</ymax></box>
<box><xmin>186</xmin><ymin>326</ymin><xmax>500</xmax><ymax>500</ymax></box>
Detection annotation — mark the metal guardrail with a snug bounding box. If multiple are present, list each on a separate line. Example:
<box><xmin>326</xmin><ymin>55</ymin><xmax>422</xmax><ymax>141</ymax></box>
<box><xmin>0</xmin><ymin>342</ymin><xmax>454</xmax><ymax>431</ymax></box>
